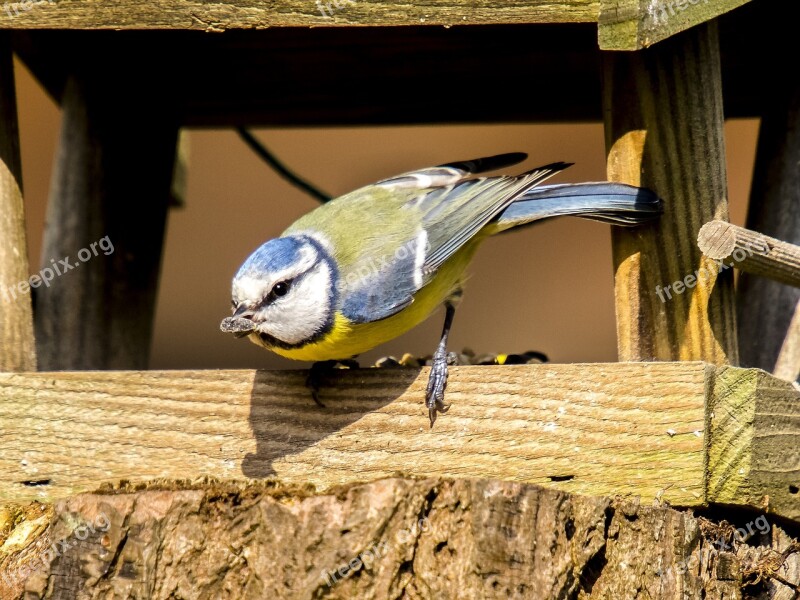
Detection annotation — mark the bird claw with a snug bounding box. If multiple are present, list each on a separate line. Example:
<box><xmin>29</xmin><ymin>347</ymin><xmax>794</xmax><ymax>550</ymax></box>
<box><xmin>426</xmin><ymin>351</ymin><xmax>456</xmax><ymax>426</ymax></box>
<box><xmin>306</xmin><ymin>359</ymin><xmax>360</xmax><ymax>407</ymax></box>
<box><xmin>306</xmin><ymin>370</ymin><xmax>328</xmax><ymax>408</ymax></box>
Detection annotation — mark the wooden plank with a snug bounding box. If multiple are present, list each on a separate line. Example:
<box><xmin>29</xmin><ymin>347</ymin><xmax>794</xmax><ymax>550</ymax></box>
<box><xmin>35</xmin><ymin>75</ymin><xmax>178</xmax><ymax>370</ymax></box>
<box><xmin>707</xmin><ymin>367</ymin><xmax>800</xmax><ymax>521</ymax></box>
<box><xmin>737</xmin><ymin>75</ymin><xmax>800</xmax><ymax>373</ymax></box>
<box><xmin>0</xmin><ymin>0</ymin><xmax>598</xmax><ymax>29</ymax></box>
<box><xmin>14</xmin><ymin>26</ymin><xmax>607</xmax><ymax>127</ymax></box>
<box><xmin>698</xmin><ymin>220</ymin><xmax>800</xmax><ymax>289</ymax></box>
<box><xmin>0</xmin><ymin>363</ymin><xmax>710</xmax><ymax>507</ymax></box>
<box><xmin>9</xmin><ymin>14</ymin><xmax>780</xmax><ymax>128</ymax></box>
<box><xmin>0</xmin><ymin>33</ymin><xmax>35</xmax><ymax>372</ymax></box>
<box><xmin>602</xmin><ymin>22</ymin><xmax>738</xmax><ymax>364</ymax></box>
<box><xmin>598</xmin><ymin>0</ymin><xmax>752</xmax><ymax>50</ymax></box>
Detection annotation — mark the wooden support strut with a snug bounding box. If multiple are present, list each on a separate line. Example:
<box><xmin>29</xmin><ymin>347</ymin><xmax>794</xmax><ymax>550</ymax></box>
<box><xmin>737</xmin><ymin>74</ymin><xmax>800</xmax><ymax>373</ymax></box>
<box><xmin>603</xmin><ymin>22</ymin><xmax>738</xmax><ymax>365</ymax></box>
<box><xmin>698</xmin><ymin>220</ymin><xmax>800</xmax><ymax>289</ymax></box>
<box><xmin>35</xmin><ymin>74</ymin><xmax>178</xmax><ymax>370</ymax></box>
<box><xmin>0</xmin><ymin>35</ymin><xmax>36</xmax><ymax>372</ymax></box>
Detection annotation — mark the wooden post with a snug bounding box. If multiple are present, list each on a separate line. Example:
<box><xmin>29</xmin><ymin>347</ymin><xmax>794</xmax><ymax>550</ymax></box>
<box><xmin>774</xmin><ymin>300</ymin><xmax>800</xmax><ymax>383</ymax></box>
<box><xmin>736</xmin><ymin>80</ymin><xmax>800</xmax><ymax>372</ymax></box>
<box><xmin>35</xmin><ymin>75</ymin><xmax>178</xmax><ymax>370</ymax></box>
<box><xmin>0</xmin><ymin>34</ymin><xmax>36</xmax><ymax>372</ymax></box>
<box><xmin>602</xmin><ymin>22</ymin><xmax>738</xmax><ymax>365</ymax></box>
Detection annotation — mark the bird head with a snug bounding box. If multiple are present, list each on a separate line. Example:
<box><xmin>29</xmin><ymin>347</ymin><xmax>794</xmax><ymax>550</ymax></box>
<box><xmin>221</xmin><ymin>235</ymin><xmax>336</xmax><ymax>349</ymax></box>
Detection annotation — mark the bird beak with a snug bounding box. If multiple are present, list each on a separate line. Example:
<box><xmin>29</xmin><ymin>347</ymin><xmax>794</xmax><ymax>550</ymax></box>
<box><xmin>232</xmin><ymin>305</ymin><xmax>251</xmax><ymax>319</ymax></box>
<box><xmin>221</xmin><ymin>306</ymin><xmax>256</xmax><ymax>338</ymax></box>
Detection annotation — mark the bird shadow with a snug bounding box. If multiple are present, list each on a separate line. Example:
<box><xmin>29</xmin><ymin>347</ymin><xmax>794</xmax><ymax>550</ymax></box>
<box><xmin>241</xmin><ymin>367</ymin><xmax>421</xmax><ymax>479</ymax></box>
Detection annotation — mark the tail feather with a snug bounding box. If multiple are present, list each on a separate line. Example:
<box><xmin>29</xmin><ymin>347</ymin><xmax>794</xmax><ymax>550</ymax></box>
<box><xmin>493</xmin><ymin>182</ymin><xmax>663</xmax><ymax>232</ymax></box>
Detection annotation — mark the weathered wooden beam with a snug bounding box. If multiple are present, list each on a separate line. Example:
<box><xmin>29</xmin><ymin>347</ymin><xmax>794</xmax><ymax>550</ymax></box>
<box><xmin>598</xmin><ymin>0</ymin><xmax>752</xmax><ymax>50</ymax></box>
<box><xmin>0</xmin><ymin>363</ymin><xmax>798</xmax><ymax>520</ymax></box>
<box><xmin>8</xmin><ymin>12</ymin><xmax>782</xmax><ymax>129</ymax></box>
<box><xmin>708</xmin><ymin>366</ymin><xmax>800</xmax><ymax>520</ymax></box>
<box><xmin>4</xmin><ymin>478</ymin><xmax>799</xmax><ymax>599</ymax></box>
<box><xmin>737</xmin><ymin>75</ymin><xmax>800</xmax><ymax>373</ymax></box>
<box><xmin>698</xmin><ymin>220</ymin><xmax>800</xmax><ymax>289</ymax></box>
<box><xmin>0</xmin><ymin>33</ymin><xmax>35</xmax><ymax>372</ymax></box>
<box><xmin>0</xmin><ymin>0</ymin><xmax>598</xmax><ymax>29</ymax></box>
<box><xmin>603</xmin><ymin>22</ymin><xmax>738</xmax><ymax>364</ymax></box>
<box><xmin>34</xmin><ymin>75</ymin><xmax>178</xmax><ymax>370</ymax></box>
<box><xmin>774</xmin><ymin>300</ymin><xmax>800</xmax><ymax>383</ymax></box>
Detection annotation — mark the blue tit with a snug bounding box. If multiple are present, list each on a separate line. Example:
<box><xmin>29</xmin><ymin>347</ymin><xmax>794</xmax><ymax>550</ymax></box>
<box><xmin>221</xmin><ymin>152</ymin><xmax>662</xmax><ymax>424</ymax></box>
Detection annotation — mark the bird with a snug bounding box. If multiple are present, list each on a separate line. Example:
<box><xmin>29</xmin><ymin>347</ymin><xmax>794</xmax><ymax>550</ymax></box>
<box><xmin>221</xmin><ymin>152</ymin><xmax>662</xmax><ymax>425</ymax></box>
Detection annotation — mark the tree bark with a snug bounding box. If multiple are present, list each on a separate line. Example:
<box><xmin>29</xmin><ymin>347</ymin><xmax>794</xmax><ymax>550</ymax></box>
<box><xmin>1</xmin><ymin>478</ymin><xmax>798</xmax><ymax>599</ymax></box>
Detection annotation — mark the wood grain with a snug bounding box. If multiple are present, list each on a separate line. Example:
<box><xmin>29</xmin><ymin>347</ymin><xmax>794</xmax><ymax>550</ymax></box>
<box><xmin>0</xmin><ymin>34</ymin><xmax>35</xmax><ymax>372</ymax></box>
<box><xmin>774</xmin><ymin>299</ymin><xmax>800</xmax><ymax>382</ymax></box>
<box><xmin>737</xmin><ymin>75</ymin><xmax>800</xmax><ymax>373</ymax></box>
<box><xmin>599</xmin><ymin>0</ymin><xmax>752</xmax><ymax>50</ymax></box>
<box><xmin>698</xmin><ymin>220</ymin><xmax>800</xmax><ymax>289</ymax></box>
<box><xmin>35</xmin><ymin>75</ymin><xmax>178</xmax><ymax>369</ymax></box>
<box><xmin>6</xmin><ymin>479</ymin><xmax>799</xmax><ymax>599</ymax></box>
<box><xmin>10</xmin><ymin>11</ymin><xmax>783</xmax><ymax>129</ymax></box>
<box><xmin>707</xmin><ymin>366</ymin><xmax>800</xmax><ymax>521</ymax></box>
<box><xmin>0</xmin><ymin>364</ymin><xmax>710</xmax><ymax>507</ymax></box>
<box><xmin>603</xmin><ymin>23</ymin><xmax>738</xmax><ymax>365</ymax></box>
<box><xmin>0</xmin><ymin>0</ymin><xmax>598</xmax><ymax>29</ymax></box>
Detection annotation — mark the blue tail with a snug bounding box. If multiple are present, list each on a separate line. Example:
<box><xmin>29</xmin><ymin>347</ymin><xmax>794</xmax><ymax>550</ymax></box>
<box><xmin>494</xmin><ymin>182</ymin><xmax>663</xmax><ymax>232</ymax></box>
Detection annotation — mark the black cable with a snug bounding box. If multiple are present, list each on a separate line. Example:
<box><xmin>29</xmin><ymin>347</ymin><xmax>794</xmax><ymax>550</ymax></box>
<box><xmin>236</xmin><ymin>127</ymin><xmax>331</xmax><ymax>204</ymax></box>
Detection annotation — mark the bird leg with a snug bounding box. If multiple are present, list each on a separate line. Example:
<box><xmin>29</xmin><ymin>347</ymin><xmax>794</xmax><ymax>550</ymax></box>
<box><xmin>426</xmin><ymin>301</ymin><xmax>458</xmax><ymax>427</ymax></box>
<box><xmin>306</xmin><ymin>358</ymin><xmax>360</xmax><ymax>407</ymax></box>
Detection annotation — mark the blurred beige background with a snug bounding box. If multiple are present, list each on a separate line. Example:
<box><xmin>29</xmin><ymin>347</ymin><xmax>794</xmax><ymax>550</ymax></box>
<box><xmin>13</xmin><ymin>58</ymin><xmax>758</xmax><ymax>370</ymax></box>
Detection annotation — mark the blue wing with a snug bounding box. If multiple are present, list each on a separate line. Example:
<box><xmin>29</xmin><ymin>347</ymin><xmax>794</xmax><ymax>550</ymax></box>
<box><xmin>338</xmin><ymin>154</ymin><xmax>570</xmax><ymax>323</ymax></box>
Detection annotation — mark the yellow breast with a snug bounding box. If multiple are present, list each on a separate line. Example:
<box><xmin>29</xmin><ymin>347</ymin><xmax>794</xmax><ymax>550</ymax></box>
<box><xmin>264</xmin><ymin>239</ymin><xmax>482</xmax><ymax>362</ymax></box>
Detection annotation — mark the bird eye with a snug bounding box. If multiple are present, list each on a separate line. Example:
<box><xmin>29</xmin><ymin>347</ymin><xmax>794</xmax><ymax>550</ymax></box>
<box><xmin>272</xmin><ymin>281</ymin><xmax>290</xmax><ymax>297</ymax></box>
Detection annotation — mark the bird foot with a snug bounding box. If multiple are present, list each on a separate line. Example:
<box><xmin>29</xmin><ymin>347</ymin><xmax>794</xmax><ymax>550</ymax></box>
<box><xmin>425</xmin><ymin>351</ymin><xmax>457</xmax><ymax>427</ymax></box>
<box><xmin>306</xmin><ymin>359</ymin><xmax>359</xmax><ymax>407</ymax></box>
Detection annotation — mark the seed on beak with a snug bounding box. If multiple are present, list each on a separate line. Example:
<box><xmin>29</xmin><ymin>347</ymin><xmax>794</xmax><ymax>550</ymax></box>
<box><xmin>220</xmin><ymin>316</ymin><xmax>256</xmax><ymax>337</ymax></box>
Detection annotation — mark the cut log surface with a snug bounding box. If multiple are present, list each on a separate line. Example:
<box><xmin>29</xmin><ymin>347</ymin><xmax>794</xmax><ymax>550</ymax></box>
<box><xmin>1</xmin><ymin>479</ymin><xmax>799</xmax><ymax>599</ymax></box>
<box><xmin>698</xmin><ymin>220</ymin><xmax>800</xmax><ymax>289</ymax></box>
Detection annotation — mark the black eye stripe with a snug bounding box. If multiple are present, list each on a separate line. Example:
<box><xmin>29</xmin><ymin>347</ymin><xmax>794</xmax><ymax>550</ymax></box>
<box><xmin>260</xmin><ymin>277</ymin><xmax>295</xmax><ymax>306</ymax></box>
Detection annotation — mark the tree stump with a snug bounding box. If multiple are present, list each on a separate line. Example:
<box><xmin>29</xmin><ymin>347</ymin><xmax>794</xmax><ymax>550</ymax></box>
<box><xmin>1</xmin><ymin>478</ymin><xmax>798</xmax><ymax>599</ymax></box>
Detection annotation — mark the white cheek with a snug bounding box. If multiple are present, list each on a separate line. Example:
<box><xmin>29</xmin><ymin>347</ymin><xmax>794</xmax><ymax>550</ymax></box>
<box><xmin>257</xmin><ymin>264</ymin><xmax>332</xmax><ymax>345</ymax></box>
